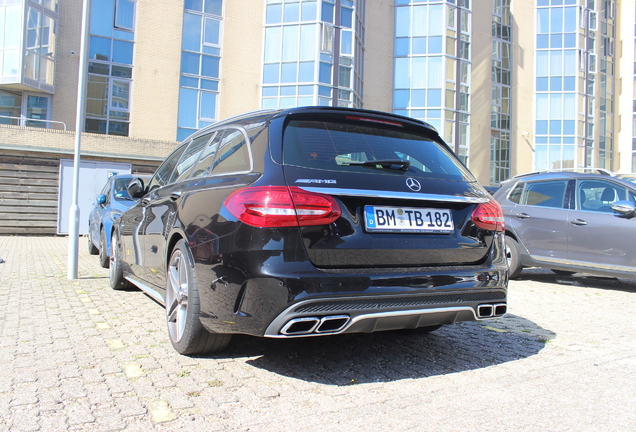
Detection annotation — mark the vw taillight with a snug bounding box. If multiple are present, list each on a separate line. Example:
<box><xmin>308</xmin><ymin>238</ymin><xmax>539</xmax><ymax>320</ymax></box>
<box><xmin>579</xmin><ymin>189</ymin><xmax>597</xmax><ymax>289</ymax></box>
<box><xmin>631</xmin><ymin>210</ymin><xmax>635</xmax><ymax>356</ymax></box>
<box><xmin>224</xmin><ymin>186</ymin><xmax>342</xmax><ymax>228</ymax></box>
<box><xmin>471</xmin><ymin>200</ymin><xmax>505</xmax><ymax>232</ymax></box>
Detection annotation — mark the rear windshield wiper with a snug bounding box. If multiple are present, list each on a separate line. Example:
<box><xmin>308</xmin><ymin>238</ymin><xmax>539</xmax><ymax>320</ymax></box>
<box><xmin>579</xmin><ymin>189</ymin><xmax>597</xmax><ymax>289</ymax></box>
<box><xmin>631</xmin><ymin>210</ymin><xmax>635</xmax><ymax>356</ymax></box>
<box><xmin>341</xmin><ymin>159</ymin><xmax>410</xmax><ymax>171</ymax></box>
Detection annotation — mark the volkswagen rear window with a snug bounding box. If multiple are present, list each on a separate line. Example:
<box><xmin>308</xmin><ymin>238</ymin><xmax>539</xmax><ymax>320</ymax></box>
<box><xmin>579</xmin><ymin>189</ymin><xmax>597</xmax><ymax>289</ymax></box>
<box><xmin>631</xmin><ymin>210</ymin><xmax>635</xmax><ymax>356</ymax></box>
<box><xmin>282</xmin><ymin>119</ymin><xmax>473</xmax><ymax>182</ymax></box>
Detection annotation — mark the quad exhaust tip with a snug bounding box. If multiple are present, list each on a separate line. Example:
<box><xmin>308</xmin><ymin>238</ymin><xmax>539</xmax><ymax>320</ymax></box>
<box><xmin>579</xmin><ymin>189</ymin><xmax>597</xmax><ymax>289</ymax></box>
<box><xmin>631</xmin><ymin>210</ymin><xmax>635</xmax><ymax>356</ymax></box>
<box><xmin>477</xmin><ymin>303</ymin><xmax>507</xmax><ymax>318</ymax></box>
<box><xmin>280</xmin><ymin>315</ymin><xmax>350</xmax><ymax>335</ymax></box>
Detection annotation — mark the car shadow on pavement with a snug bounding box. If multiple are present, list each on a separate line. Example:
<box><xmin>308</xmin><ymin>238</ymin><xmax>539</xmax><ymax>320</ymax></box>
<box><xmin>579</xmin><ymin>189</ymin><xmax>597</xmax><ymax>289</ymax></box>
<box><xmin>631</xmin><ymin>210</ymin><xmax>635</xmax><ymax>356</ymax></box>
<box><xmin>517</xmin><ymin>269</ymin><xmax>636</xmax><ymax>292</ymax></box>
<box><xmin>213</xmin><ymin>315</ymin><xmax>555</xmax><ymax>386</ymax></box>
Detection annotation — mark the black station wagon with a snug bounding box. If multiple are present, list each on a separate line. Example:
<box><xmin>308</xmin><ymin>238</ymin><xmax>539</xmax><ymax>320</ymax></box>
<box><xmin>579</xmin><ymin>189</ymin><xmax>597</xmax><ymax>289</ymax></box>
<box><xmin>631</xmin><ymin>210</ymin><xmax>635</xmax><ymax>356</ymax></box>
<box><xmin>110</xmin><ymin>107</ymin><xmax>508</xmax><ymax>355</ymax></box>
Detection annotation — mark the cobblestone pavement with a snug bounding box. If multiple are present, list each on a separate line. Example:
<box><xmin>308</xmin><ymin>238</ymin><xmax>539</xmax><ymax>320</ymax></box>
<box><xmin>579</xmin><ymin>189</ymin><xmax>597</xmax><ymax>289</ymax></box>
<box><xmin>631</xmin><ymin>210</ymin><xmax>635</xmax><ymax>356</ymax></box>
<box><xmin>1</xmin><ymin>236</ymin><xmax>635</xmax><ymax>431</ymax></box>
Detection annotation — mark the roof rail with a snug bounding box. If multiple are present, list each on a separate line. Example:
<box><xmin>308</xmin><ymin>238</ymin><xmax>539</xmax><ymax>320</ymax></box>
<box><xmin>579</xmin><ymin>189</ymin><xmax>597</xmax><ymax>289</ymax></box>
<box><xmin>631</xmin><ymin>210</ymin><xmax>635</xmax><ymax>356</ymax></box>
<box><xmin>512</xmin><ymin>167</ymin><xmax>616</xmax><ymax>179</ymax></box>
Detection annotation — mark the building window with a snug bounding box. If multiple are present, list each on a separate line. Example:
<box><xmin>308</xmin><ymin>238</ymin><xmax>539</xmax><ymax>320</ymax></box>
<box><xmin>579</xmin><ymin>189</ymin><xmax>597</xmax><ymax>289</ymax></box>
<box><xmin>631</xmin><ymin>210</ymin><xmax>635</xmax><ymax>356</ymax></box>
<box><xmin>261</xmin><ymin>0</ymin><xmax>364</xmax><ymax>110</ymax></box>
<box><xmin>393</xmin><ymin>0</ymin><xmax>470</xmax><ymax>165</ymax></box>
<box><xmin>490</xmin><ymin>0</ymin><xmax>511</xmax><ymax>185</ymax></box>
<box><xmin>177</xmin><ymin>1</ymin><xmax>222</xmax><ymax>141</ymax></box>
<box><xmin>85</xmin><ymin>0</ymin><xmax>136</xmax><ymax>136</ymax></box>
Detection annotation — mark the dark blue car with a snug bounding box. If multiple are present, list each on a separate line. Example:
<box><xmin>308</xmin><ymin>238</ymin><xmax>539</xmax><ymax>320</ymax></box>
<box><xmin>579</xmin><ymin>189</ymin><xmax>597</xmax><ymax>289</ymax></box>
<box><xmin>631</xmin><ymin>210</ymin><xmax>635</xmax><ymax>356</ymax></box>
<box><xmin>88</xmin><ymin>174</ymin><xmax>150</xmax><ymax>267</ymax></box>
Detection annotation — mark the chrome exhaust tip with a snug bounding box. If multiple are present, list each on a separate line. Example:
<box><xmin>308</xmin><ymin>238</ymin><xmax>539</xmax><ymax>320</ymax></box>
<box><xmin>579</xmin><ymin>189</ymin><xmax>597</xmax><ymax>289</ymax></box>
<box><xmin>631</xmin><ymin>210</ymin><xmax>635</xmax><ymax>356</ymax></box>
<box><xmin>477</xmin><ymin>304</ymin><xmax>494</xmax><ymax>318</ymax></box>
<box><xmin>280</xmin><ymin>317</ymin><xmax>320</xmax><ymax>335</ymax></box>
<box><xmin>315</xmin><ymin>315</ymin><xmax>350</xmax><ymax>333</ymax></box>
<box><xmin>494</xmin><ymin>303</ymin><xmax>507</xmax><ymax>316</ymax></box>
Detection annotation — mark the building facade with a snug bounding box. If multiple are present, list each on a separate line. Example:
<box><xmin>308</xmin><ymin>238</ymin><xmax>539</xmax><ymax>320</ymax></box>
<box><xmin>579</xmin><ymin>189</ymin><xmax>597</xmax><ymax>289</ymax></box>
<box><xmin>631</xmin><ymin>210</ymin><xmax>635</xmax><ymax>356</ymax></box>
<box><xmin>1</xmin><ymin>0</ymin><xmax>635</xmax><ymax>188</ymax></box>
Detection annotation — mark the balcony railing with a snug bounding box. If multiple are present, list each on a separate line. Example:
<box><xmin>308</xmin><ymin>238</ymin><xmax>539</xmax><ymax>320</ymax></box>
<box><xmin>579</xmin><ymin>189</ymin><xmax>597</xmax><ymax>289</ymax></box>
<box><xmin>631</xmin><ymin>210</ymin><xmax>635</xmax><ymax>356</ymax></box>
<box><xmin>0</xmin><ymin>115</ymin><xmax>67</xmax><ymax>131</ymax></box>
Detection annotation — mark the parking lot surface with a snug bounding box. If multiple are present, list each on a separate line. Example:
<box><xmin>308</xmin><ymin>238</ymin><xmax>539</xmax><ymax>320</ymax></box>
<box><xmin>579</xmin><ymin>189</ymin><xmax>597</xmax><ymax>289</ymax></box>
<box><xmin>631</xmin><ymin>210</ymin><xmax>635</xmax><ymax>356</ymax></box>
<box><xmin>1</xmin><ymin>236</ymin><xmax>635</xmax><ymax>431</ymax></box>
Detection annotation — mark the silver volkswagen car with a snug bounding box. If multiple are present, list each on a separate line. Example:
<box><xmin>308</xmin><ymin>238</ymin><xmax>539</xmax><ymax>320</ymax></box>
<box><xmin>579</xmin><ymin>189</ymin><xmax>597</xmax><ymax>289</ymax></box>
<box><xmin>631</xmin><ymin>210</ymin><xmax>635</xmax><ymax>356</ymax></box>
<box><xmin>493</xmin><ymin>170</ymin><xmax>636</xmax><ymax>279</ymax></box>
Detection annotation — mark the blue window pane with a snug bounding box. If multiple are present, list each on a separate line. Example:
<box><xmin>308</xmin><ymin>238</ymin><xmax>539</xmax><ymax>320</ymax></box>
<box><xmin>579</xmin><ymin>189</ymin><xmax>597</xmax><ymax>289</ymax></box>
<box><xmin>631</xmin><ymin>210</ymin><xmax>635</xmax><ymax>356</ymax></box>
<box><xmin>281</xmin><ymin>63</ymin><xmax>297</xmax><ymax>83</ymax></box>
<box><xmin>318</xmin><ymin>86</ymin><xmax>331</xmax><ymax>97</ymax></box>
<box><xmin>563</xmin><ymin>120</ymin><xmax>575</xmax><ymax>134</ymax></box>
<box><xmin>321</xmin><ymin>2</ymin><xmax>334</xmax><ymax>23</ymax></box>
<box><xmin>549</xmin><ymin>120</ymin><xmax>562</xmax><ymax>134</ymax></box>
<box><xmin>564</xmin><ymin>7</ymin><xmax>576</xmax><ymax>32</ymax></box>
<box><xmin>395</xmin><ymin>38</ymin><xmax>409</xmax><ymax>56</ymax></box>
<box><xmin>563</xmin><ymin>33</ymin><xmax>576</xmax><ymax>48</ymax></box>
<box><xmin>563</xmin><ymin>137</ymin><xmax>574</xmax><ymax>144</ymax></box>
<box><xmin>201</xmin><ymin>79</ymin><xmax>218</xmax><ymax>91</ymax></box>
<box><xmin>297</xmin><ymin>96</ymin><xmax>313</xmax><ymax>106</ymax></box>
<box><xmin>299</xmin><ymin>61</ymin><xmax>314</xmax><ymax>82</ymax></box>
<box><xmin>550</xmin><ymin>7</ymin><xmax>563</xmax><ymax>33</ymax></box>
<box><xmin>551</xmin><ymin>0</ymin><xmax>563</xmax><ymax>5</ymax></box>
<box><xmin>411</xmin><ymin>89</ymin><xmax>425</xmax><ymax>107</ymax></box>
<box><xmin>298</xmin><ymin>85</ymin><xmax>313</xmax><ymax>95</ymax></box>
<box><xmin>90</xmin><ymin>0</ymin><xmax>115</xmax><ymax>37</ymax></box>
<box><xmin>204</xmin><ymin>0</ymin><xmax>222</xmax><ymax>16</ymax></box>
<box><xmin>280</xmin><ymin>86</ymin><xmax>296</xmax><ymax>96</ymax></box>
<box><xmin>301</xmin><ymin>2</ymin><xmax>316</xmax><ymax>21</ymax></box>
<box><xmin>178</xmin><ymin>88</ymin><xmax>198</xmax><ymax>128</ymax></box>
<box><xmin>284</xmin><ymin>3</ymin><xmax>299</xmax><ymax>23</ymax></box>
<box><xmin>537</xmin><ymin>0</ymin><xmax>549</xmax><ymax>5</ymax></box>
<box><xmin>550</xmin><ymin>34</ymin><xmax>562</xmax><ymax>48</ymax></box>
<box><xmin>537</xmin><ymin>34</ymin><xmax>549</xmax><ymax>49</ymax></box>
<box><xmin>537</xmin><ymin>8</ymin><xmax>549</xmax><ymax>33</ymax></box>
<box><xmin>564</xmin><ymin>76</ymin><xmax>575</xmax><ymax>91</ymax></box>
<box><xmin>264</xmin><ymin>63</ymin><xmax>280</xmax><ymax>83</ymax></box>
<box><xmin>412</xmin><ymin>37</ymin><xmax>427</xmax><ymax>55</ymax></box>
<box><xmin>202</xmin><ymin>46</ymin><xmax>220</xmax><ymax>56</ymax></box>
<box><xmin>180</xmin><ymin>76</ymin><xmax>199</xmax><ymax>87</ymax></box>
<box><xmin>340</xmin><ymin>7</ymin><xmax>353</xmax><ymax>28</ymax></box>
<box><xmin>266</xmin><ymin>4</ymin><xmax>282</xmax><ymax>24</ymax></box>
<box><xmin>318</xmin><ymin>62</ymin><xmax>331</xmax><ymax>84</ymax></box>
<box><xmin>201</xmin><ymin>55</ymin><xmax>219</xmax><ymax>78</ymax></box>
<box><xmin>536</xmin><ymin>137</ymin><xmax>548</xmax><ymax>144</ymax></box>
<box><xmin>112</xmin><ymin>40</ymin><xmax>133</xmax><ymax>64</ymax></box>
<box><xmin>185</xmin><ymin>0</ymin><xmax>202</xmax><ymax>12</ymax></box>
<box><xmin>411</xmin><ymin>110</ymin><xmax>425</xmax><ymax>118</ymax></box>
<box><xmin>537</xmin><ymin>77</ymin><xmax>549</xmax><ymax>91</ymax></box>
<box><xmin>427</xmin><ymin>89</ymin><xmax>441</xmax><ymax>107</ymax></box>
<box><xmin>204</xmin><ymin>18</ymin><xmax>220</xmax><ymax>45</ymax></box>
<box><xmin>262</xmin><ymin>98</ymin><xmax>279</xmax><ymax>108</ymax></box>
<box><xmin>89</xmin><ymin>36</ymin><xmax>111</xmax><ymax>61</ymax></box>
<box><xmin>394</xmin><ymin>89</ymin><xmax>410</xmax><ymax>108</ymax></box>
<box><xmin>428</xmin><ymin>36</ymin><xmax>442</xmax><ymax>54</ymax></box>
<box><xmin>183</xmin><ymin>13</ymin><xmax>202</xmax><ymax>51</ymax></box>
<box><xmin>341</xmin><ymin>31</ymin><xmax>353</xmax><ymax>56</ymax></box>
<box><xmin>536</xmin><ymin>120</ymin><xmax>548</xmax><ymax>134</ymax></box>
<box><xmin>116</xmin><ymin>0</ymin><xmax>135</xmax><ymax>29</ymax></box>
<box><xmin>394</xmin><ymin>110</ymin><xmax>408</xmax><ymax>116</ymax></box>
<box><xmin>181</xmin><ymin>52</ymin><xmax>200</xmax><ymax>75</ymax></box>
<box><xmin>178</xmin><ymin>128</ymin><xmax>194</xmax><ymax>141</ymax></box>
<box><xmin>200</xmin><ymin>92</ymin><xmax>216</xmax><ymax>119</ymax></box>
<box><xmin>550</xmin><ymin>77</ymin><xmax>562</xmax><ymax>91</ymax></box>
<box><xmin>262</xmin><ymin>87</ymin><xmax>278</xmax><ymax>96</ymax></box>
<box><xmin>427</xmin><ymin>109</ymin><xmax>442</xmax><ymax>118</ymax></box>
<box><xmin>114</xmin><ymin>30</ymin><xmax>134</xmax><ymax>41</ymax></box>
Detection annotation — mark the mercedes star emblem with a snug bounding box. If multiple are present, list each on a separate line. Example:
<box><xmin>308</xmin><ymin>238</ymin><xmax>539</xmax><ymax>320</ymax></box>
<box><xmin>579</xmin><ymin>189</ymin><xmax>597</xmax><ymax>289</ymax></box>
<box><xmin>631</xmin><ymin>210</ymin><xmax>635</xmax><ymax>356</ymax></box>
<box><xmin>406</xmin><ymin>178</ymin><xmax>421</xmax><ymax>191</ymax></box>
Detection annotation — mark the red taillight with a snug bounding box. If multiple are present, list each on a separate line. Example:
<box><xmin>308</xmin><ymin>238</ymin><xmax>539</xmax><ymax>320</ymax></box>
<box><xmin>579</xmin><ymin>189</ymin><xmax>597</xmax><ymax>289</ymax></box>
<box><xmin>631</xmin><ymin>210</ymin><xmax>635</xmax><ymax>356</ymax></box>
<box><xmin>224</xmin><ymin>186</ymin><xmax>342</xmax><ymax>228</ymax></box>
<box><xmin>471</xmin><ymin>200</ymin><xmax>505</xmax><ymax>232</ymax></box>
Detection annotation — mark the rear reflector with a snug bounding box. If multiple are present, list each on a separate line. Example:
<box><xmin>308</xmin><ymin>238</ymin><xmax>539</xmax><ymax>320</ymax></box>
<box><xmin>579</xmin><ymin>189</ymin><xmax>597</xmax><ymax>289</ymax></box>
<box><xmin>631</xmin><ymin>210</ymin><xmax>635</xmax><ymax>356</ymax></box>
<box><xmin>224</xmin><ymin>186</ymin><xmax>342</xmax><ymax>228</ymax></box>
<box><xmin>471</xmin><ymin>200</ymin><xmax>505</xmax><ymax>232</ymax></box>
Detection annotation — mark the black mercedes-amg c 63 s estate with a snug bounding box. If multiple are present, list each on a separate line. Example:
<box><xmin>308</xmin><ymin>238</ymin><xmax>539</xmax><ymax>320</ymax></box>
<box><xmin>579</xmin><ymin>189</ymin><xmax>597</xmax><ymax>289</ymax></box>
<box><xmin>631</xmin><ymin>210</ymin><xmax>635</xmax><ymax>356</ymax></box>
<box><xmin>110</xmin><ymin>106</ymin><xmax>508</xmax><ymax>355</ymax></box>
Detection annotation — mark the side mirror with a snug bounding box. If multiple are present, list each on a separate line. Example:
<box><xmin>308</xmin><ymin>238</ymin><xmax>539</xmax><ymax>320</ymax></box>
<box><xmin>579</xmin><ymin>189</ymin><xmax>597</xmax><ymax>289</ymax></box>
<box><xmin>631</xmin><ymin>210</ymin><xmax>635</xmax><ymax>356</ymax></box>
<box><xmin>611</xmin><ymin>200</ymin><xmax>636</xmax><ymax>217</ymax></box>
<box><xmin>96</xmin><ymin>194</ymin><xmax>106</xmax><ymax>205</ymax></box>
<box><xmin>127</xmin><ymin>178</ymin><xmax>146</xmax><ymax>199</ymax></box>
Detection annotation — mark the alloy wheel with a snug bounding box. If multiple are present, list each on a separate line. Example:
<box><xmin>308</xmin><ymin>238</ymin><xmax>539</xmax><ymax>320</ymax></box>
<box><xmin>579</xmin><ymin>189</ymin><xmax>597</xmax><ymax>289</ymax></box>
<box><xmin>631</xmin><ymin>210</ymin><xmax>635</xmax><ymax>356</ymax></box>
<box><xmin>166</xmin><ymin>250</ymin><xmax>189</xmax><ymax>343</ymax></box>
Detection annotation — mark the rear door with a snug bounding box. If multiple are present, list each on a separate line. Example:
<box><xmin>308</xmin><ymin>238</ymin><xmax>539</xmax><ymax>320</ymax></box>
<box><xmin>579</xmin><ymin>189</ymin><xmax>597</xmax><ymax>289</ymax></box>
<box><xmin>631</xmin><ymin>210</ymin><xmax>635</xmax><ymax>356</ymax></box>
<box><xmin>280</xmin><ymin>115</ymin><xmax>493</xmax><ymax>268</ymax></box>
<box><xmin>507</xmin><ymin>179</ymin><xmax>570</xmax><ymax>263</ymax></box>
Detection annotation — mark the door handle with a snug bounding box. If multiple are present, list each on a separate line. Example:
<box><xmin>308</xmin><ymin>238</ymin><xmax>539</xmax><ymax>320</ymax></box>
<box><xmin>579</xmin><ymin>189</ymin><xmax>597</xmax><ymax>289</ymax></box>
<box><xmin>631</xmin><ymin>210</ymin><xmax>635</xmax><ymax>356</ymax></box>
<box><xmin>515</xmin><ymin>213</ymin><xmax>530</xmax><ymax>219</ymax></box>
<box><xmin>170</xmin><ymin>191</ymin><xmax>182</xmax><ymax>200</ymax></box>
<box><xmin>570</xmin><ymin>219</ymin><xmax>588</xmax><ymax>226</ymax></box>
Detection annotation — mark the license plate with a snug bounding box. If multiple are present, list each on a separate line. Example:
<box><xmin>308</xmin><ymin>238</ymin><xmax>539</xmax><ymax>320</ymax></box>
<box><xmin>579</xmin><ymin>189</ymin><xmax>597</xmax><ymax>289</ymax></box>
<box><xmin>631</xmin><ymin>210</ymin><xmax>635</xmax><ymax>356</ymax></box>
<box><xmin>364</xmin><ymin>206</ymin><xmax>454</xmax><ymax>233</ymax></box>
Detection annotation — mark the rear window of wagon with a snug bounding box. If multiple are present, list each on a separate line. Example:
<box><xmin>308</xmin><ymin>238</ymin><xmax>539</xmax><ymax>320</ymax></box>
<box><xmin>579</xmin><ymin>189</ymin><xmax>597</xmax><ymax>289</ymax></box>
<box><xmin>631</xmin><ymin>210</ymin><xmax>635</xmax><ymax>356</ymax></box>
<box><xmin>282</xmin><ymin>119</ymin><xmax>474</xmax><ymax>182</ymax></box>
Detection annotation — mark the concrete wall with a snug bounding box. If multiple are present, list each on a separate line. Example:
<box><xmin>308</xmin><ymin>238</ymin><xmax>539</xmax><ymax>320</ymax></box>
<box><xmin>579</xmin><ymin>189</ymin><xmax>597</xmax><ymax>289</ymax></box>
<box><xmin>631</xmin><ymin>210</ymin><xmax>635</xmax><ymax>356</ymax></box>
<box><xmin>363</xmin><ymin>0</ymin><xmax>394</xmax><ymax>113</ymax></box>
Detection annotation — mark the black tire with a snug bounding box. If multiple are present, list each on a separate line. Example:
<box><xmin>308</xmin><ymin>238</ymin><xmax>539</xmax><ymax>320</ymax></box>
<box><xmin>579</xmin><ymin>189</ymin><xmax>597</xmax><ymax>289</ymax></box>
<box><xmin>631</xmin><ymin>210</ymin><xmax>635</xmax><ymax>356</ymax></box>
<box><xmin>166</xmin><ymin>239</ymin><xmax>232</xmax><ymax>355</ymax></box>
<box><xmin>551</xmin><ymin>269</ymin><xmax>576</xmax><ymax>276</ymax></box>
<box><xmin>98</xmin><ymin>228</ymin><xmax>110</xmax><ymax>268</ymax></box>
<box><xmin>88</xmin><ymin>232</ymin><xmax>99</xmax><ymax>255</ymax></box>
<box><xmin>505</xmin><ymin>236</ymin><xmax>523</xmax><ymax>279</ymax></box>
<box><xmin>109</xmin><ymin>231</ymin><xmax>133</xmax><ymax>290</ymax></box>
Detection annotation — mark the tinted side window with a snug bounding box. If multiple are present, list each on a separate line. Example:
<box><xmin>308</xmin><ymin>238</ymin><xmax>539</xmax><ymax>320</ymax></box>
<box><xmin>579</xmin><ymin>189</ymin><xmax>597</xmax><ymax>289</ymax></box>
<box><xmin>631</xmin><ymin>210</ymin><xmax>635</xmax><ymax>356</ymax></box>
<box><xmin>578</xmin><ymin>180</ymin><xmax>626</xmax><ymax>213</ymax></box>
<box><xmin>507</xmin><ymin>182</ymin><xmax>524</xmax><ymax>204</ymax></box>
<box><xmin>169</xmin><ymin>133</ymin><xmax>214</xmax><ymax>183</ymax></box>
<box><xmin>210</xmin><ymin>128</ymin><xmax>251</xmax><ymax>175</ymax></box>
<box><xmin>191</xmin><ymin>130</ymin><xmax>225</xmax><ymax>178</ymax></box>
<box><xmin>147</xmin><ymin>143</ymin><xmax>188</xmax><ymax>193</ymax></box>
<box><xmin>521</xmin><ymin>180</ymin><xmax>568</xmax><ymax>208</ymax></box>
